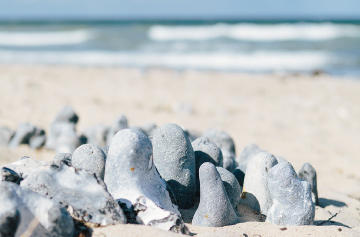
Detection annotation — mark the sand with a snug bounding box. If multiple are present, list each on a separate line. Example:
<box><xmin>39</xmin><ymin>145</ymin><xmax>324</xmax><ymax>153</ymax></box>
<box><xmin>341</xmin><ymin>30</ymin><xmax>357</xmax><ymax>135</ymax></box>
<box><xmin>0</xmin><ymin>65</ymin><xmax>359</xmax><ymax>236</ymax></box>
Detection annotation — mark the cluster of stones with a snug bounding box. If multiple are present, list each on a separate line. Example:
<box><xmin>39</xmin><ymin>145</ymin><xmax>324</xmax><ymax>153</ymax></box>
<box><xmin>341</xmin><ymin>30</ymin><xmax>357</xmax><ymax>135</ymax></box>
<box><xmin>0</xmin><ymin>106</ymin><xmax>320</xmax><ymax>236</ymax></box>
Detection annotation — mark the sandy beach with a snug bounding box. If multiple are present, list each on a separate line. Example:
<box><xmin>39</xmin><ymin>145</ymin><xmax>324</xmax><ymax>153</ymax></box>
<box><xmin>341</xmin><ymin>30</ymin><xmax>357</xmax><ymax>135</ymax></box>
<box><xmin>0</xmin><ymin>65</ymin><xmax>359</xmax><ymax>236</ymax></box>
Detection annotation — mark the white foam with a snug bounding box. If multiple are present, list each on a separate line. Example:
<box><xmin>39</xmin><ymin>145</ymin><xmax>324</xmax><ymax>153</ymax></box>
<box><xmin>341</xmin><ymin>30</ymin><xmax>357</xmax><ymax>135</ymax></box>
<box><xmin>148</xmin><ymin>23</ymin><xmax>360</xmax><ymax>41</ymax></box>
<box><xmin>0</xmin><ymin>30</ymin><xmax>92</xmax><ymax>46</ymax></box>
<box><xmin>0</xmin><ymin>49</ymin><xmax>332</xmax><ymax>72</ymax></box>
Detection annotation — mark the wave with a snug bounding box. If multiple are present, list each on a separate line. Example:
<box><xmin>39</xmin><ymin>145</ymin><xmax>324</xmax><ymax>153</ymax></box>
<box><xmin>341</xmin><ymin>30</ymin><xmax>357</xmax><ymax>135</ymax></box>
<box><xmin>0</xmin><ymin>30</ymin><xmax>92</xmax><ymax>46</ymax></box>
<box><xmin>148</xmin><ymin>23</ymin><xmax>360</xmax><ymax>41</ymax></box>
<box><xmin>0</xmin><ymin>50</ymin><xmax>332</xmax><ymax>72</ymax></box>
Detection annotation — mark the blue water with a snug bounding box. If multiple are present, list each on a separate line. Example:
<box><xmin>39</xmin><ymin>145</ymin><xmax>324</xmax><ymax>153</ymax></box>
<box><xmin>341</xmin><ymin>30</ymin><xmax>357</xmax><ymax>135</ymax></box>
<box><xmin>0</xmin><ymin>19</ymin><xmax>359</xmax><ymax>75</ymax></box>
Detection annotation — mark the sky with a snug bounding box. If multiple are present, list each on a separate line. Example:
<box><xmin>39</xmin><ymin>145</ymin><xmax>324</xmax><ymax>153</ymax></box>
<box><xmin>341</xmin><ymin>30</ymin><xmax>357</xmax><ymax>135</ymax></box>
<box><xmin>0</xmin><ymin>0</ymin><xmax>359</xmax><ymax>20</ymax></box>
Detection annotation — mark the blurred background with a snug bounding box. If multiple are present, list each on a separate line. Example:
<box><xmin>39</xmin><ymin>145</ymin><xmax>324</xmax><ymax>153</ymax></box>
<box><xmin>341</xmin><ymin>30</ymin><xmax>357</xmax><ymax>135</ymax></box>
<box><xmin>0</xmin><ymin>0</ymin><xmax>359</xmax><ymax>75</ymax></box>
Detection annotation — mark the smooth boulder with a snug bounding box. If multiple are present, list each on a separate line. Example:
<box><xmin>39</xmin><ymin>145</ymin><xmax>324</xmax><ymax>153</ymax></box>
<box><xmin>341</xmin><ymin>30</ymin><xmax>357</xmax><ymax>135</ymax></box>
<box><xmin>217</xmin><ymin>167</ymin><xmax>242</xmax><ymax>211</ymax></box>
<box><xmin>152</xmin><ymin>123</ymin><xmax>196</xmax><ymax>208</ymax></box>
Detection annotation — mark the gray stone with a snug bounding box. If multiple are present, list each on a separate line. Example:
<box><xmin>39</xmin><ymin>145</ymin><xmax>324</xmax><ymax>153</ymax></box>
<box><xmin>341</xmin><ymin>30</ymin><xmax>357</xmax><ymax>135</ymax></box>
<box><xmin>52</xmin><ymin>153</ymin><xmax>72</xmax><ymax>167</ymax></box>
<box><xmin>29</xmin><ymin>128</ymin><xmax>46</xmax><ymax>149</ymax></box>
<box><xmin>192</xmin><ymin>136</ymin><xmax>223</xmax><ymax>194</ymax></box>
<box><xmin>83</xmin><ymin>124</ymin><xmax>109</xmax><ymax>147</ymax></box>
<box><xmin>46</xmin><ymin>106</ymin><xmax>81</xmax><ymax>152</ymax></box>
<box><xmin>152</xmin><ymin>123</ymin><xmax>196</xmax><ymax>208</ymax></box>
<box><xmin>104</xmin><ymin>129</ymin><xmax>187</xmax><ymax>234</ymax></box>
<box><xmin>239</xmin><ymin>151</ymin><xmax>278</xmax><ymax>215</ymax></box>
<box><xmin>0</xmin><ymin>167</ymin><xmax>22</xmax><ymax>184</ymax></box>
<box><xmin>192</xmin><ymin>162</ymin><xmax>240</xmax><ymax>227</ymax></box>
<box><xmin>72</xmin><ymin>144</ymin><xmax>106</xmax><ymax>180</ymax></box>
<box><xmin>222</xmin><ymin>151</ymin><xmax>237</xmax><ymax>172</ymax></box>
<box><xmin>8</xmin><ymin>123</ymin><xmax>36</xmax><ymax>147</ymax></box>
<box><xmin>203</xmin><ymin>129</ymin><xmax>236</xmax><ymax>156</ymax></box>
<box><xmin>54</xmin><ymin>105</ymin><xmax>79</xmax><ymax>124</ymax></box>
<box><xmin>266</xmin><ymin>161</ymin><xmax>315</xmax><ymax>225</ymax></box>
<box><xmin>0</xmin><ymin>181</ymin><xmax>74</xmax><ymax>237</ymax></box>
<box><xmin>106</xmin><ymin>115</ymin><xmax>128</xmax><ymax>146</ymax></box>
<box><xmin>54</xmin><ymin>123</ymin><xmax>81</xmax><ymax>153</ymax></box>
<box><xmin>21</xmin><ymin>164</ymin><xmax>126</xmax><ymax>226</ymax></box>
<box><xmin>216</xmin><ymin>167</ymin><xmax>242</xmax><ymax>211</ymax></box>
<box><xmin>236</xmin><ymin>144</ymin><xmax>263</xmax><ymax>173</ymax></box>
<box><xmin>3</xmin><ymin>157</ymin><xmax>47</xmax><ymax>180</ymax></box>
<box><xmin>0</xmin><ymin>126</ymin><xmax>14</xmax><ymax>146</ymax></box>
<box><xmin>139</xmin><ymin>123</ymin><xmax>157</xmax><ymax>138</ymax></box>
<box><xmin>298</xmin><ymin>163</ymin><xmax>319</xmax><ymax>205</ymax></box>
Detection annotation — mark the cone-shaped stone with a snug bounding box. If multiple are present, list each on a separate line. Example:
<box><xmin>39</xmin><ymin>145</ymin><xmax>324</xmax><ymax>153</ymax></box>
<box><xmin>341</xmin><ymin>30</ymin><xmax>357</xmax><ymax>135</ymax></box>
<box><xmin>152</xmin><ymin>123</ymin><xmax>196</xmax><ymax>208</ymax></box>
<box><xmin>192</xmin><ymin>162</ymin><xmax>240</xmax><ymax>227</ymax></box>
<box><xmin>298</xmin><ymin>162</ymin><xmax>319</xmax><ymax>205</ymax></box>
<box><xmin>104</xmin><ymin>128</ymin><xmax>188</xmax><ymax>234</ymax></box>
<box><xmin>72</xmin><ymin>144</ymin><xmax>106</xmax><ymax>180</ymax></box>
<box><xmin>236</xmin><ymin>144</ymin><xmax>263</xmax><ymax>173</ymax></box>
<box><xmin>216</xmin><ymin>167</ymin><xmax>242</xmax><ymax>211</ymax></box>
<box><xmin>239</xmin><ymin>152</ymin><xmax>278</xmax><ymax>215</ymax></box>
<box><xmin>267</xmin><ymin>161</ymin><xmax>315</xmax><ymax>225</ymax></box>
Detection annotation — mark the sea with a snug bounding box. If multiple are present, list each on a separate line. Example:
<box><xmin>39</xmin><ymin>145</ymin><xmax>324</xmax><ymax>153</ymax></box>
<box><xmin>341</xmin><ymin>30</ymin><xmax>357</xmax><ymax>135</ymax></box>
<box><xmin>0</xmin><ymin>19</ymin><xmax>359</xmax><ymax>76</ymax></box>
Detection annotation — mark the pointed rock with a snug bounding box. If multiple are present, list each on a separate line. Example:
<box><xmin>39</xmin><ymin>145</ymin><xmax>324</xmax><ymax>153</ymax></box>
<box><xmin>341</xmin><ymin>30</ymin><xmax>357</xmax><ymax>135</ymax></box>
<box><xmin>72</xmin><ymin>144</ymin><xmax>106</xmax><ymax>180</ymax></box>
<box><xmin>298</xmin><ymin>162</ymin><xmax>319</xmax><ymax>205</ymax></box>
<box><xmin>192</xmin><ymin>162</ymin><xmax>240</xmax><ymax>227</ymax></box>
<box><xmin>8</xmin><ymin>123</ymin><xmax>36</xmax><ymax>148</ymax></box>
<box><xmin>239</xmin><ymin>152</ymin><xmax>278</xmax><ymax>215</ymax></box>
<box><xmin>104</xmin><ymin>129</ymin><xmax>188</xmax><ymax>234</ymax></box>
<box><xmin>267</xmin><ymin>161</ymin><xmax>315</xmax><ymax>225</ymax></box>
<box><xmin>236</xmin><ymin>144</ymin><xmax>263</xmax><ymax>173</ymax></box>
<box><xmin>152</xmin><ymin>124</ymin><xmax>196</xmax><ymax>208</ymax></box>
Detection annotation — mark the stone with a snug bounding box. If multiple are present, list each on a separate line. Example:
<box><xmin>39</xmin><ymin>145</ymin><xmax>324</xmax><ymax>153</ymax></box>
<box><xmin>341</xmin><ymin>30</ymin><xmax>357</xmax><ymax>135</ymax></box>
<box><xmin>106</xmin><ymin>115</ymin><xmax>128</xmax><ymax>145</ymax></box>
<box><xmin>3</xmin><ymin>157</ymin><xmax>47</xmax><ymax>180</ymax></box>
<box><xmin>55</xmin><ymin>123</ymin><xmax>81</xmax><ymax>153</ymax></box>
<box><xmin>266</xmin><ymin>161</ymin><xmax>315</xmax><ymax>225</ymax></box>
<box><xmin>298</xmin><ymin>163</ymin><xmax>319</xmax><ymax>205</ymax></box>
<box><xmin>152</xmin><ymin>123</ymin><xmax>196</xmax><ymax>208</ymax></box>
<box><xmin>192</xmin><ymin>136</ymin><xmax>223</xmax><ymax>194</ymax></box>
<box><xmin>0</xmin><ymin>126</ymin><xmax>14</xmax><ymax>146</ymax></box>
<box><xmin>72</xmin><ymin>144</ymin><xmax>106</xmax><ymax>180</ymax></box>
<box><xmin>203</xmin><ymin>129</ymin><xmax>236</xmax><ymax>156</ymax></box>
<box><xmin>216</xmin><ymin>167</ymin><xmax>242</xmax><ymax>211</ymax></box>
<box><xmin>0</xmin><ymin>167</ymin><xmax>22</xmax><ymax>184</ymax></box>
<box><xmin>236</xmin><ymin>144</ymin><xmax>263</xmax><ymax>173</ymax></box>
<box><xmin>46</xmin><ymin>106</ymin><xmax>81</xmax><ymax>152</ymax></box>
<box><xmin>8</xmin><ymin>123</ymin><xmax>36</xmax><ymax>147</ymax></box>
<box><xmin>21</xmin><ymin>163</ymin><xmax>126</xmax><ymax>226</ymax></box>
<box><xmin>0</xmin><ymin>181</ymin><xmax>74</xmax><ymax>237</ymax></box>
<box><xmin>52</xmin><ymin>153</ymin><xmax>72</xmax><ymax>167</ymax></box>
<box><xmin>83</xmin><ymin>124</ymin><xmax>109</xmax><ymax>147</ymax></box>
<box><xmin>222</xmin><ymin>151</ymin><xmax>237</xmax><ymax>172</ymax></box>
<box><xmin>104</xmin><ymin>129</ymin><xmax>188</xmax><ymax>234</ymax></box>
<box><xmin>192</xmin><ymin>162</ymin><xmax>240</xmax><ymax>227</ymax></box>
<box><xmin>232</xmin><ymin>167</ymin><xmax>245</xmax><ymax>186</ymax></box>
<box><xmin>139</xmin><ymin>123</ymin><xmax>157</xmax><ymax>138</ymax></box>
<box><xmin>29</xmin><ymin>127</ymin><xmax>46</xmax><ymax>149</ymax></box>
<box><xmin>54</xmin><ymin>105</ymin><xmax>79</xmax><ymax>124</ymax></box>
<box><xmin>239</xmin><ymin>151</ymin><xmax>278</xmax><ymax>215</ymax></box>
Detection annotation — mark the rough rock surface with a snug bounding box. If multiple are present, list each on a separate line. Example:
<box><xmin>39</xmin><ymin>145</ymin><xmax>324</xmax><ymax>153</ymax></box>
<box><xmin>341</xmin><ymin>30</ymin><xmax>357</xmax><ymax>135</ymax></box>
<box><xmin>0</xmin><ymin>126</ymin><xmax>14</xmax><ymax>146</ymax></box>
<box><xmin>192</xmin><ymin>162</ymin><xmax>240</xmax><ymax>227</ymax></box>
<box><xmin>21</xmin><ymin>163</ymin><xmax>126</xmax><ymax>226</ymax></box>
<box><xmin>52</xmin><ymin>153</ymin><xmax>72</xmax><ymax>167</ymax></box>
<box><xmin>203</xmin><ymin>129</ymin><xmax>236</xmax><ymax>156</ymax></box>
<box><xmin>216</xmin><ymin>167</ymin><xmax>242</xmax><ymax>211</ymax></box>
<box><xmin>152</xmin><ymin>124</ymin><xmax>196</xmax><ymax>208</ymax></box>
<box><xmin>104</xmin><ymin>129</ymin><xmax>188</xmax><ymax>234</ymax></box>
<box><xmin>0</xmin><ymin>181</ymin><xmax>74</xmax><ymax>237</ymax></box>
<box><xmin>266</xmin><ymin>161</ymin><xmax>315</xmax><ymax>225</ymax></box>
<box><xmin>298</xmin><ymin>162</ymin><xmax>319</xmax><ymax>205</ymax></box>
<box><xmin>72</xmin><ymin>144</ymin><xmax>106</xmax><ymax>180</ymax></box>
<box><xmin>3</xmin><ymin>157</ymin><xmax>47</xmax><ymax>180</ymax></box>
<box><xmin>239</xmin><ymin>152</ymin><xmax>278</xmax><ymax>215</ymax></box>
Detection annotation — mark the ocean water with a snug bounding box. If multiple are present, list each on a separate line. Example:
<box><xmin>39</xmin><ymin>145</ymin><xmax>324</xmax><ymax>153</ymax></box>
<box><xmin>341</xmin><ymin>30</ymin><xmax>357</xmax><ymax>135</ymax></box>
<box><xmin>0</xmin><ymin>20</ymin><xmax>359</xmax><ymax>75</ymax></box>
